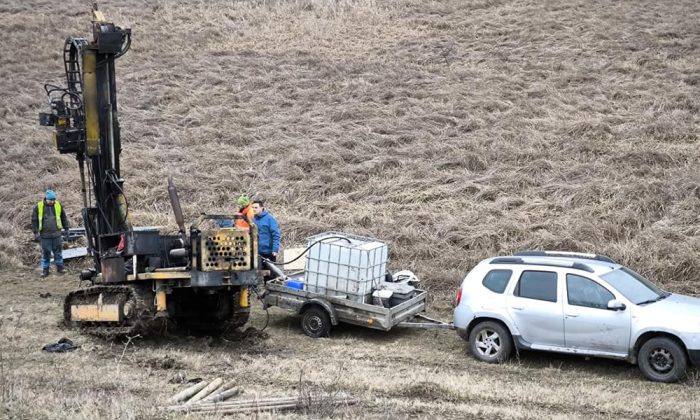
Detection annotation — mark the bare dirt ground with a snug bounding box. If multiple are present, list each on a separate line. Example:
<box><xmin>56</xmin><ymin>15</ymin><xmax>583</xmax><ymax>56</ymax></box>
<box><xmin>2</xmin><ymin>0</ymin><xmax>700</xmax><ymax>417</ymax></box>
<box><xmin>1</xmin><ymin>267</ymin><xmax>699</xmax><ymax>419</ymax></box>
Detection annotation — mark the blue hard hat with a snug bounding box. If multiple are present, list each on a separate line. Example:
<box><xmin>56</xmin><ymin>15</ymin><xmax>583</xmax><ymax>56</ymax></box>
<box><xmin>45</xmin><ymin>190</ymin><xmax>56</xmax><ymax>200</ymax></box>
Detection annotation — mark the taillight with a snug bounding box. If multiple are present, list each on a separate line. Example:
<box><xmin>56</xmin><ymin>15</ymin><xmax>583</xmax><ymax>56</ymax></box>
<box><xmin>457</xmin><ymin>287</ymin><xmax>463</xmax><ymax>305</ymax></box>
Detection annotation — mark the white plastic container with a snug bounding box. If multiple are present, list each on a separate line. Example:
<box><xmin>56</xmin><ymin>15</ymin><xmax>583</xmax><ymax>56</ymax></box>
<box><xmin>305</xmin><ymin>232</ymin><xmax>389</xmax><ymax>303</ymax></box>
<box><xmin>372</xmin><ymin>289</ymin><xmax>393</xmax><ymax>307</ymax></box>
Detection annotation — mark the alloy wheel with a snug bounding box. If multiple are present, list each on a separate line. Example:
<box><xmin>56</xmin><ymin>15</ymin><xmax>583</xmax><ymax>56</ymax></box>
<box><xmin>475</xmin><ymin>329</ymin><xmax>501</xmax><ymax>358</ymax></box>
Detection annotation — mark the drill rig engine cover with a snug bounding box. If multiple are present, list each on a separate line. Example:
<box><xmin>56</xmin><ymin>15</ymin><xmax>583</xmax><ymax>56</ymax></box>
<box><xmin>39</xmin><ymin>5</ymin><xmax>260</xmax><ymax>336</ymax></box>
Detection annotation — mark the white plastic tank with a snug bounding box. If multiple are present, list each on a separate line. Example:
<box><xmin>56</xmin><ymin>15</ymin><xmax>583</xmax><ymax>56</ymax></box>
<box><xmin>304</xmin><ymin>232</ymin><xmax>389</xmax><ymax>303</ymax></box>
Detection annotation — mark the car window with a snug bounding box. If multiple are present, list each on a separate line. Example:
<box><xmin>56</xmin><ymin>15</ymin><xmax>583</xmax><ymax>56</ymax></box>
<box><xmin>566</xmin><ymin>274</ymin><xmax>614</xmax><ymax>309</ymax></box>
<box><xmin>600</xmin><ymin>267</ymin><xmax>666</xmax><ymax>305</ymax></box>
<box><xmin>514</xmin><ymin>271</ymin><xmax>557</xmax><ymax>302</ymax></box>
<box><xmin>482</xmin><ymin>270</ymin><xmax>512</xmax><ymax>294</ymax></box>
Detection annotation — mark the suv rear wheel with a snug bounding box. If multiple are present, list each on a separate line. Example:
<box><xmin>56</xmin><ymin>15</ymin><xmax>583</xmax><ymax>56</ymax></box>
<box><xmin>638</xmin><ymin>337</ymin><xmax>687</xmax><ymax>382</ymax></box>
<box><xmin>468</xmin><ymin>321</ymin><xmax>513</xmax><ymax>363</ymax></box>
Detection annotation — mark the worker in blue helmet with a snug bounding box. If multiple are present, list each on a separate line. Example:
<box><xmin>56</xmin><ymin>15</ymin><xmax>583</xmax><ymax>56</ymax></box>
<box><xmin>31</xmin><ymin>190</ymin><xmax>70</xmax><ymax>277</ymax></box>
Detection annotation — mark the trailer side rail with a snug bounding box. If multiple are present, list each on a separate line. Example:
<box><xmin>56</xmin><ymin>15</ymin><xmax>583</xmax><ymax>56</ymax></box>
<box><xmin>264</xmin><ymin>280</ymin><xmax>429</xmax><ymax>331</ymax></box>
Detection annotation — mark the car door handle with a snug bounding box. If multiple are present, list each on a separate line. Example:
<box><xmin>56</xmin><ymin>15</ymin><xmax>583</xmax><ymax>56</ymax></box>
<box><xmin>565</xmin><ymin>314</ymin><xmax>579</xmax><ymax>318</ymax></box>
<box><xmin>511</xmin><ymin>306</ymin><xmax>524</xmax><ymax>311</ymax></box>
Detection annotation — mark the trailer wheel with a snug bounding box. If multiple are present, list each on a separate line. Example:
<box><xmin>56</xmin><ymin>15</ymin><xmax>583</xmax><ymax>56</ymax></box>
<box><xmin>301</xmin><ymin>306</ymin><xmax>331</xmax><ymax>338</ymax></box>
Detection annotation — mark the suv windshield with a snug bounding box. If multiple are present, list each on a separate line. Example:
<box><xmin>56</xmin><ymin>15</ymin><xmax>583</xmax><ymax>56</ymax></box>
<box><xmin>600</xmin><ymin>267</ymin><xmax>669</xmax><ymax>305</ymax></box>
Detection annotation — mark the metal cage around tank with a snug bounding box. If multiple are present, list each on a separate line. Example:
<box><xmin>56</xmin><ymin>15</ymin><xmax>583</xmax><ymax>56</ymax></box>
<box><xmin>304</xmin><ymin>231</ymin><xmax>389</xmax><ymax>303</ymax></box>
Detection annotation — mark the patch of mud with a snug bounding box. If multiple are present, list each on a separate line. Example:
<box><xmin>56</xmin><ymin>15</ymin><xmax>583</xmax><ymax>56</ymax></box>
<box><xmin>221</xmin><ymin>327</ymin><xmax>270</xmax><ymax>344</ymax></box>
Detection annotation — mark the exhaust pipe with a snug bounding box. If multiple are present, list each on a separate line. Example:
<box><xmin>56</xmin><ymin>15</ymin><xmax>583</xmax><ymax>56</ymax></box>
<box><xmin>168</xmin><ymin>176</ymin><xmax>186</xmax><ymax>235</ymax></box>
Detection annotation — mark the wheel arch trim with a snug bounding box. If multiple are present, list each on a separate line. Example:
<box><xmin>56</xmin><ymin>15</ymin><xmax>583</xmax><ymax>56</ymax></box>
<box><xmin>632</xmin><ymin>330</ymin><xmax>689</xmax><ymax>364</ymax></box>
<box><xmin>466</xmin><ymin>314</ymin><xmax>517</xmax><ymax>339</ymax></box>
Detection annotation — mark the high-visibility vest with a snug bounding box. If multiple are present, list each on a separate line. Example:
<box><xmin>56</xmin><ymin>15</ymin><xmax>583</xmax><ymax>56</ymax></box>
<box><xmin>235</xmin><ymin>205</ymin><xmax>255</xmax><ymax>230</ymax></box>
<box><xmin>37</xmin><ymin>200</ymin><xmax>63</xmax><ymax>232</ymax></box>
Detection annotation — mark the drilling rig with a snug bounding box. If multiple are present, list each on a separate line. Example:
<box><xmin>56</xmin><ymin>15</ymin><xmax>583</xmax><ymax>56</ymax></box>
<box><xmin>39</xmin><ymin>5</ymin><xmax>260</xmax><ymax>336</ymax></box>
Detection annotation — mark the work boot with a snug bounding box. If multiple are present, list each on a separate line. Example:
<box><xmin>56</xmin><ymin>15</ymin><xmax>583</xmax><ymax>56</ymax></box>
<box><xmin>41</xmin><ymin>268</ymin><xmax>49</xmax><ymax>278</ymax></box>
<box><xmin>56</xmin><ymin>266</ymin><xmax>65</xmax><ymax>274</ymax></box>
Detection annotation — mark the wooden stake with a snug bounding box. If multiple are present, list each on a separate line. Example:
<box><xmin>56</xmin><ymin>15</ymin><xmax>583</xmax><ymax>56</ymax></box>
<box><xmin>186</xmin><ymin>377</ymin><xmax>222</xmax><ymax>404</ymax></box>
<box><xmin>200</xmin><ymin>386</ymin><xmax>241</xmax><ymax>403</ymax></box>
<box><xmin>200</xmin><ymin>380</ymin><xmax>237</xmax><ymax>403</ymax></box>
<box><xmin>165</xmin><ymin>380</ymin><xmax>209</xmax><ymax>404</ymax></box>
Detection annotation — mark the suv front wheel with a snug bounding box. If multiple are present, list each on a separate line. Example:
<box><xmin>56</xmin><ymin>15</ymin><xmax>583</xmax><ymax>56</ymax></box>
<box><xmin>468</xmin><ymin>321</ymin><xmax>513</xmax><ymax>363</ymax></box>
<box><xmin>638</xmin><ymin>337</ymin><xmax>688</xmax><ymax>382</ymax></box>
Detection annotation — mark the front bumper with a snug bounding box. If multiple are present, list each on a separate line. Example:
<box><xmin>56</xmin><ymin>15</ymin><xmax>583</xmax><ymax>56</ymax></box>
<box><xmin>689</xmin><ymin>350</ymin><xmax>700</xmax><ymax>365</ymax></box>
<box><xmin>682</xmin><ymin>331</ymin><xmax>700</xmax><ymax>365</ymax></box>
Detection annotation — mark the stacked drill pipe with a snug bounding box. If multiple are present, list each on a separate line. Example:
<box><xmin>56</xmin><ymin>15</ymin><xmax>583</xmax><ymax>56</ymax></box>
<box><xmin>200</xmin><ymin>381</ymin><xmax>240</xmax><ymax>403</ymax></box>
<box><xmin>165</xmin><ymin>378</ymin><xmax>239</xmax><ymax>406</ymax></box>
<box><xmin>166</xmin><ymin>394</ymin><xmax>357</xmax><ymax>415</ymax></box>
<box><xmin>165</xmin><ymin>379</ymin><xmax>356</xmax><ymax>414</ymax></box>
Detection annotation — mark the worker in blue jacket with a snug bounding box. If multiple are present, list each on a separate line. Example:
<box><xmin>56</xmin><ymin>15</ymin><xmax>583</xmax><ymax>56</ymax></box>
<box><xmin>252</xmin><ymin>199</ymin><xmax>280</xmax><ymax>262</ymax></box>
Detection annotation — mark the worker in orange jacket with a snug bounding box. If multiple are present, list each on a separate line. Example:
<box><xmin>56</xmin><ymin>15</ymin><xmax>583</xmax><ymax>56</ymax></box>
<box><xmin>234</xmin><ymin>193</ymin><xmax>256</xmax><ymax>308</ymax></box>
<box><xmin>235</xmin><ymin>193</ymin><xmax>255</xmax><ymax>230</ymax></box>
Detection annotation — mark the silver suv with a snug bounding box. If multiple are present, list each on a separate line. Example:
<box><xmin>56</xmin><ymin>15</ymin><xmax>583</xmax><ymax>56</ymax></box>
<box><xmin>453</xmin><ymin>251</ymin><xmax>700</xmax><ymax>382</ymax></box>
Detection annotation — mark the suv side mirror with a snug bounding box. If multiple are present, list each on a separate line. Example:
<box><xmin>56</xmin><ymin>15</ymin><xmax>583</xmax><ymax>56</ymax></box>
<box><xmin>607</xmin><ymin>299</ymin><xmax>626</xmax><ymax>311</ymax></box>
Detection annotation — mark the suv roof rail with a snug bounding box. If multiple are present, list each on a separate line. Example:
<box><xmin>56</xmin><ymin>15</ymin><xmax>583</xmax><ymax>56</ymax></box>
<box><xmin>490</xmin><ymin>257</ymin><xmax>594</xmax><ymax>273</ymax></box>
<box><xmin>513</xmin><ymin>250</ymin><xmax>617</xmax><ymax>264</ymax></box>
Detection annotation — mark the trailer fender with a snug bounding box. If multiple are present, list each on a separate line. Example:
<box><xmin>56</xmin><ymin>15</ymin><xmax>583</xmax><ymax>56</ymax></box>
<box><xmin>300</xmin><ymin>299</ymin><xmax>338</xmax><ymax>326</ymax></box>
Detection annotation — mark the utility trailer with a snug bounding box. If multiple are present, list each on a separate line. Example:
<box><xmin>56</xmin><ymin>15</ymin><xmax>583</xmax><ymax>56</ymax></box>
<box><xmin>262</xmin><ymin>275</ymin><xmax>453</xmax><ymax>338</ymax></box>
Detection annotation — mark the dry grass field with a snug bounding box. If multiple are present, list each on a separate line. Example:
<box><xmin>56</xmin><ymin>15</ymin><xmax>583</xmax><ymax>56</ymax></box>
<box><xmin>1</xmin><ymin>0</ymin><xmax>700</xmax><ymax>417</ymax></box>
<box><xmin>1</xmin><ymin>270</ymin><xmax>700</xmax><ymax>419</ymax></box>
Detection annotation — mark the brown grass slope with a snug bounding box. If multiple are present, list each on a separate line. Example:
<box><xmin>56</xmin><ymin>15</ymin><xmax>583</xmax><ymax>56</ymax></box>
<box><xmin>2</xmin><ymin>0</ymin><xmax>700</xmax><ymax>295</ymax></box>
<box><xmin>1</xmin><ymin>0</ymin><xmax>700</xmax><ymax>418</ymax></box>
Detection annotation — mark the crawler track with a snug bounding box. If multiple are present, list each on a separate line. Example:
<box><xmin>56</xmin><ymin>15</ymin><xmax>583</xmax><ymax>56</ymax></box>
<box><xmin>63</xmin><ymin>284</ymin><xmax>159</xmax><ymax>338</ymax></box>
<box><xmin>64</xmin><ymin>284</ymin><xmax>251</xmax><ymax>338</ymax></box>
